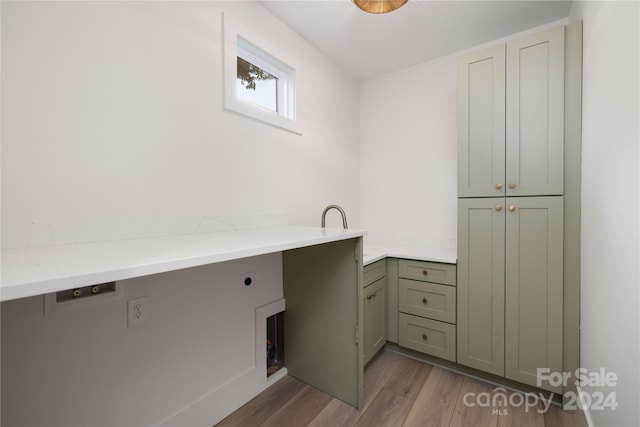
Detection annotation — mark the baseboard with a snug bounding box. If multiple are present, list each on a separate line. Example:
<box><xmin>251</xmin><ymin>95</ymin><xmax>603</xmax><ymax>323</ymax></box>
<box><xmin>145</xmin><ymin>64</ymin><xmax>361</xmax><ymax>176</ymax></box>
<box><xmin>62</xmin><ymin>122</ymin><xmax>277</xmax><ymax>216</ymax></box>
<box><xmin>576</xmin><ymin>386</ymin><xmax>595</xmax><ymax>427</ymax></box>
<box><xmin>157</xmin><ymin>366</ymin><xmax>288</xmax><ymax>427</ymax></box>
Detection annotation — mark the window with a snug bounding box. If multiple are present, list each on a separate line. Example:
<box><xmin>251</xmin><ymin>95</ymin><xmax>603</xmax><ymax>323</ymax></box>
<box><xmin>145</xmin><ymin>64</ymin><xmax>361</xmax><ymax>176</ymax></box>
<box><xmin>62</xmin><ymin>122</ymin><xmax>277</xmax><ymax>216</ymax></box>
<box><xmin>237</xmin><ymin>55</ymin><xmax>278</xmax><ymax>113</ymax></box>
<box><xmin>223</xmin><ymin>14</ymin><xmax>300</xmax><ymax>135</ymax></box>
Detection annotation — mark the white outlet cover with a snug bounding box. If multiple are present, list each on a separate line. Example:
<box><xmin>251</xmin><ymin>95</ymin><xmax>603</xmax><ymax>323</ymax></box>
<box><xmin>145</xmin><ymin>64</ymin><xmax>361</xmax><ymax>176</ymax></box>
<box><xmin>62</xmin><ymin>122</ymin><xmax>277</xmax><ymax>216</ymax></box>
<box><xmin>127</xmin><ymin>296</ymin><xmax>148</xmax><ymax>327</ymax></box>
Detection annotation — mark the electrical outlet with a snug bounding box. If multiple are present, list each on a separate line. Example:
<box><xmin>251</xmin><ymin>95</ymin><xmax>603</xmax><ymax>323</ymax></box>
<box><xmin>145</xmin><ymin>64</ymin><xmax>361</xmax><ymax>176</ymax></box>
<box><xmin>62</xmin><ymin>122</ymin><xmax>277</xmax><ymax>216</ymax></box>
<box><xmin>128</xmin><ymin>297</ymin><xmax>148</xmax><ymax>327</ymax></box>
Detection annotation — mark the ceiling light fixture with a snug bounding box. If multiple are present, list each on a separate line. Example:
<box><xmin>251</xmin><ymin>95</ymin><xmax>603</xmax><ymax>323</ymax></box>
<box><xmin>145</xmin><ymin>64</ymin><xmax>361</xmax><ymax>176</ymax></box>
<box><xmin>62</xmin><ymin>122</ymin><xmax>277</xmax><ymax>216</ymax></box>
<box><xmin>352</xmin><ymin>0</ymin><xmax>408</xmax><ymax>14</ymax></box>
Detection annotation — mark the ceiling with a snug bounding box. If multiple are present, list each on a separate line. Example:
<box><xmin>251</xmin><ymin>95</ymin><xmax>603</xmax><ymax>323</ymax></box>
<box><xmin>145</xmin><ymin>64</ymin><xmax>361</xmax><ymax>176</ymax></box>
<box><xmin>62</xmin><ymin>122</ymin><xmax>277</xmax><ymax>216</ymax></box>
<box><xmin>260</xmin><ymin>0</ymin><xmax>573</xmax><ymax>80</ymax></box>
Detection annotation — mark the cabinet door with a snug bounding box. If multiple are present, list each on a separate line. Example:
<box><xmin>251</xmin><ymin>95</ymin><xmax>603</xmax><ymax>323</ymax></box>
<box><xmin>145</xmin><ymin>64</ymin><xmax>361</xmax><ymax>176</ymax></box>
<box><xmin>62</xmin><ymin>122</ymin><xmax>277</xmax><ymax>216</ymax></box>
<box><xmin>505</xmin><ymin>197</ymin><xmax>563</xmax><ymax>393</ymax></box>
<box><xmin>506</xmin><ymin>27</ymin><xmax>565</xmax><ymax>196</ymax></box>
<box><xmin>457</xmin><ymin>198</ymin><xmax>505</xmax><ymax>375</ymax></box>
<box><xmin>363</xmin><ymin>277</ymin><xmax>387</xmax><ymax>365</ymax></box>
<box><xmin>458</xmin><ymin>45</ymin><xmax>506</xmax><ymax>197</ymax></box>
<box><xmin>283</xmin><ymin>238</ymin><xmax>363</xmax><ymax>408</ymax></box>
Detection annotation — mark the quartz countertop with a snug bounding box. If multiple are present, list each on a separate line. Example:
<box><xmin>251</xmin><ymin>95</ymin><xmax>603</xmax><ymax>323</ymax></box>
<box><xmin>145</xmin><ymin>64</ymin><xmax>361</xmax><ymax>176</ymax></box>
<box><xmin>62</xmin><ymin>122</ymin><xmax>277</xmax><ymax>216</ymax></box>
<box><xmin>363</xmin><ymin>242</ymin><xmax>457</xmax><ymax>266</ymax></box>
<box><xmin>1</xmin><ymin>226</ymin><xmax>366</xmax><ymax>302</ymax></box>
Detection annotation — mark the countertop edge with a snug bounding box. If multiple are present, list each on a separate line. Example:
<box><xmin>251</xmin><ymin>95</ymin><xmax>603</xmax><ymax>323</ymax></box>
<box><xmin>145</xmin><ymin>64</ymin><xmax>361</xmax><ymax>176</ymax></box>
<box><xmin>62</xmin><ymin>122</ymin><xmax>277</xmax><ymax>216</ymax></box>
<box><xmin>1</xmin><ymin>226</ymin><xmax>366</xmax><ymax>302</ymax></box>
<box><xmin>363</xmin><ymin>243</ymin><xmax>457</xmax><ymax>266</ymax></box>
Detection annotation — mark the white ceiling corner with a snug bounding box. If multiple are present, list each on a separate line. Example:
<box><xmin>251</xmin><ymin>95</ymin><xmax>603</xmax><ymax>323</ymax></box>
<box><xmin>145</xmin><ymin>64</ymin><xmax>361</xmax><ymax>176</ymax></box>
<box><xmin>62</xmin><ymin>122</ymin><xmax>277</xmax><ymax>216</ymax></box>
<box><xmin>260</xmin><ymin>0</ymin><xmax>573</xmax><ymax>80</ymax></box>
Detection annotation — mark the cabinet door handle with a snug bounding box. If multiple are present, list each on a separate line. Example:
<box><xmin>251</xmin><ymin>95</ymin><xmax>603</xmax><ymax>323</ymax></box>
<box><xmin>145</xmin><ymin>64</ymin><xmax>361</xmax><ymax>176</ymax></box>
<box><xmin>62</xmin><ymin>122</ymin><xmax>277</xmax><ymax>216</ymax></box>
<box><xmin>366</xmin><ymin>294</ymin><xmax>372</xmax><ymax>300</ymax></box>
<box><xmin>495</xmin><ymin>205</ymin><xmax>502</xmax><ymax>211</ymax></box>
<box><xmin>495</xmin><ymin>182</ymin><xmax>503</xmax><ymax>190</ymax></box>
<box><xmin>422</xmin><ymin>334</ymin><xmax>428</xmax><ymax>341</ymax></box>
<box><xmin>509</xmin><ymin>205</ymin><xmax>516</xmax><ymax>212</ymax></box>
<box><xmin>508</xmin><ymin>182</ymin><xmax>516</xmax><ymax>189</ymax></box>
<box><xmin>422</xmin><ymin>297</ymin><xmax>428</xmax><ymax>304</ymax></box>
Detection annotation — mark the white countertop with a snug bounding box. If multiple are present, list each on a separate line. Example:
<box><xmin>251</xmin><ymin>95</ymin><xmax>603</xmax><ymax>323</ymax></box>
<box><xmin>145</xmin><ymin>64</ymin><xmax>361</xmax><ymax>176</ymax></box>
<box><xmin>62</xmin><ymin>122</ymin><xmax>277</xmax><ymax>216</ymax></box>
<box><xmin>0</xmin><ymin>226</ymin><xmax>366</xmax><ymax>302</ymax></box>
<box><xmin>362</xmin><ymin>242</ymin><xmax>457</xmax><ymax>266</ymax></box>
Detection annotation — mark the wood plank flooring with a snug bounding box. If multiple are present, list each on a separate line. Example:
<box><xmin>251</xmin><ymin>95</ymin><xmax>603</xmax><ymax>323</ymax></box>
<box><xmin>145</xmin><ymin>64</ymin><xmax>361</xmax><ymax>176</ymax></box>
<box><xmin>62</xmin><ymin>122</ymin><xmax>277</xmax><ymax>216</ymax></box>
<box><xmin>216</xmin><ymin>350</ymin><xmax>586</xmax><ymax>427</ymax></box>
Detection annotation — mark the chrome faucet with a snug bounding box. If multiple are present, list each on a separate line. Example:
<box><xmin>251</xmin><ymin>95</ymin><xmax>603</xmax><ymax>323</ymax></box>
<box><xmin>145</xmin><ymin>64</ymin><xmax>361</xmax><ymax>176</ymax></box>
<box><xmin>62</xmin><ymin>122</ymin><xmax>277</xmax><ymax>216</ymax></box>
<box><xmin>321</xmin><ymin>204</ymin><xmax>348</xmax><ymax>229</ymax></box>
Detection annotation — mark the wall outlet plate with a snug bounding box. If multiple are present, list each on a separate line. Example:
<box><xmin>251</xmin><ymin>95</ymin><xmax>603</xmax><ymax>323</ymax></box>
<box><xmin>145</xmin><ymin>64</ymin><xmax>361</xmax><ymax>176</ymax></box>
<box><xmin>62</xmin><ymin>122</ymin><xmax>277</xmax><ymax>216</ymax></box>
<box><xmin>127</xmin><ymin>296</ymin><xmax>148</xmax><ymax>327</ymax></box>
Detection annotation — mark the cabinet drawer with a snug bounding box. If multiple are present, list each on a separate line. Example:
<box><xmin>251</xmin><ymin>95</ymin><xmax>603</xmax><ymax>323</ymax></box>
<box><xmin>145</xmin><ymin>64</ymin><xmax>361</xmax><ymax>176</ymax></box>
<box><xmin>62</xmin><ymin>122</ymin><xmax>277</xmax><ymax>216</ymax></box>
<box><xmin>399</xmin><ymin>313</ymin><xmax>456</xmax><ymax>362</ymax></box>
<box><xmin>363</xmin><ymin>259</ymin><xmax>386</xmax><ymax>287</ymax></box>
<box><xmin>399</xmin><ymin>279</ymin><xmax>456</xmax><ymax>324</ymax></box>
<box><xmin>398</xmin><ymin>259</ymin><xmax>456</xmax><ymax>286</ymax></box>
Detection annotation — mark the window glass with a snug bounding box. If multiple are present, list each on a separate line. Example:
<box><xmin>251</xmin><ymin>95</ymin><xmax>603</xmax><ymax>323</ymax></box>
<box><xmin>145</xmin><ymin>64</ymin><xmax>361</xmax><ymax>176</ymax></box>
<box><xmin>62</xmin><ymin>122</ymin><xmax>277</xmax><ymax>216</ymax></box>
<box><xmin>236</xmin><ymin>56</ymin><xmax>278</xmax><ymax>112</ymax></box>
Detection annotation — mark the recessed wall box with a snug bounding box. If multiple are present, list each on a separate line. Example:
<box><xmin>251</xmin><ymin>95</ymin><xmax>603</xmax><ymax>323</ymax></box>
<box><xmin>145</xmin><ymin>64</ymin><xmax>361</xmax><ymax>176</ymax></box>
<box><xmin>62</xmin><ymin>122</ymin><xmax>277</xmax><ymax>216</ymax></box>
<box><xmin>44</xmin><ymin>282</ymin><xmax>123</xmax><ymax>315</ymax></box>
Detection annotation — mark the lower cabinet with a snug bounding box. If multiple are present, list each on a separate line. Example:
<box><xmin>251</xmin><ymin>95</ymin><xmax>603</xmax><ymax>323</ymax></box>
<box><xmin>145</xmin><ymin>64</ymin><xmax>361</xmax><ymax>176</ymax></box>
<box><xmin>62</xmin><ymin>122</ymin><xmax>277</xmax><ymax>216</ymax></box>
<box><xmin>397</xmin><ymin>259</ymin><xmax>457</xmax><ymax>362</ymax></box>
<box><xmin>363</xmin><ymin>260</ymin><xmax>387</xmax><ymax>365</ymax></box>
<box><xmin>399</xmin><ymin>313</ymin><xmax>456</xmax><ymax>362</ymax></box>
<box><xmin>457</xmin><ymin>196</ymin><xmax>564</xmax><ymax>393</ymax></box>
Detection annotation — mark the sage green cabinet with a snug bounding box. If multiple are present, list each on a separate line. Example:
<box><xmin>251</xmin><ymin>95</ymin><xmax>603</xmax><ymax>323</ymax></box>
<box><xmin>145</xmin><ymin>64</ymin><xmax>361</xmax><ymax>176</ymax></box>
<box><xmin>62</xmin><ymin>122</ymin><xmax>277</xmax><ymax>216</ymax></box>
<box><xmin>399</xmin><ymin>313</ymin><xmax>456</xmax><ymax>362</ymax></box>
<box><xmin>363</xmin><ymin>277</ymin><xmax>386</xmax><ymax>365</ymax></box>
<box><xmin>506</xmin><ymin>27</ymin><xmax>565</xmax><ymax>196</ymax></box>
<box><xmin>458</xmin><ymin>45</ymin><xmax>505</xmax><ymax>198</ymax></box>
<box><xmin>457</xmin><ymin>25</ymin><xmax>568</xmax><ymax>394</ymax></box>
<box><xmin>363</xmin><ymin>260</ymin><xmax>387</xmax><ymax>365</ymax></box>
<box><xmin>399</xmin><ymin>279</ymin><xmax>456</xmax><ymax>324</ymax></box>
<box><xmin>457</xmin><ymin>198</ymin><xmax>505</xmax><ymax>376</ymax></box>
<box><xmin>457</xmin><ymin>197</ymin><xmax>563</xmax><ymax>393</ymax></box>
<box><xmin>505</xmin><ymin>197</ymin><xmax>564</xmax><ymax>393</ymax></box>
<box><xmin>284</xmin><ymin>238</ymin><xmax>363</xmax><ymax>408</ymax></box>
<box><xmin>397</xmin><ymin>259</ymin><xmax>456</xmax><ymax>362</ymax></box>
<box><xmin>458</xmin><ymin>26</ymin><xmax>565</xmax><ymax>198</ymax></box>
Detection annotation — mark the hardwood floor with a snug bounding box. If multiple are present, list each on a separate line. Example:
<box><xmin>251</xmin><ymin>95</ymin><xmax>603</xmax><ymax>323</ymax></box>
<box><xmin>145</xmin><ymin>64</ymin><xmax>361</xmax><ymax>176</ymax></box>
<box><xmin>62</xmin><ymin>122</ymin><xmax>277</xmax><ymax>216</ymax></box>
<box><xmin>216</xmin><ymin>350</ymin><xmax>586</xmax><ymax>427</ymax></box>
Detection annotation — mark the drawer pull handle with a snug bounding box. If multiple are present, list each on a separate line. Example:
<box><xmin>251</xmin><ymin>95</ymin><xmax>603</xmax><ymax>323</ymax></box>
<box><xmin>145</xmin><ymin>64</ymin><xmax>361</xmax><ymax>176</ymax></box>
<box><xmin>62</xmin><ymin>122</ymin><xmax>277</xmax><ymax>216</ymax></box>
<box><xmin>422</xmin><ymin>334</ymin><xmax>428</xmax><ymax>341</ymax></box>
<box><xmin>422</xmin><ymin>270</ymin><xmax>428</xmax><ymax>276</ymax></box>
<box><xmin>508</xmin><ymin>182</ymin><xmax>516</xmax><ymax>189</ymax></box>
<box><xmin>422</xmin><ymin>297</ymin><xmax>428</xmax><ymax>304</ymax></box>
<box><xmin>509</xmin><ymin>205</ymin><xmax>516</xmax><ymax>212</ymax></box>
<box><xmin>495</xmin><ymin>204</ymin><xmax>502</xmax><ymax>211</ymax></box>
<box><xmin>495</xmin><ymin>182</ymin><xmax>503</xmax><ymax>190</ymax></box>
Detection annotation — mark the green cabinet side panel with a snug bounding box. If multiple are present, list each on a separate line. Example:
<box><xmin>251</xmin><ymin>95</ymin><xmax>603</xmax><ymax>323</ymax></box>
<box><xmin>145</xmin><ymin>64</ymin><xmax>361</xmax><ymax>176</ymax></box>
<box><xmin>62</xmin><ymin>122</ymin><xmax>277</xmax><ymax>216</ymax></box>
<box><xmin>386</xmin><ymin>258</ymin><xmax>399</xmax><ymax>344</ymax></box>
<box><xmin>457</xmin><ymin>198</ymin><xmax>505</xmax><ymax>376</ymax></box>
<box><xmin>506</xmin><ymin>26</ymin><xmax>565</xmax><ymax>196</ymax></box>
<box><xmin>364</xmin><ymin>277</ymin><xmax>387</xmax><ymax>365</ymax></box>
<box><xmin>562</xmin><ymin>21</ymin><xmax>583</xmax><ymax>405</ymax></box>
<box><xmin>505</xmin><ymin>197</ymin><xmax>563</xmax><ymax>393</ymax></box>
<box><xmin>458</xmin><ymin>45</ymin><xmax>506</xmax><ymax>197</ymax></box>
<box><xmin>283</xmin><ymin>238</ymin><xmax>363</xmax><ymax>408</ymax></box>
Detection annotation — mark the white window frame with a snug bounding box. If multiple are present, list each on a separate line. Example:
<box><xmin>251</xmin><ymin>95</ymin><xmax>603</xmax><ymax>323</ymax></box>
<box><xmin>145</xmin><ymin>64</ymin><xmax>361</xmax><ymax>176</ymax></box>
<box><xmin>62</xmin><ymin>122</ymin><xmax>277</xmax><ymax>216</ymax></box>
<box><xmin>223</xmin><ymin>13</ymin><xmax>301</xmax><ymax>135</ymax></box>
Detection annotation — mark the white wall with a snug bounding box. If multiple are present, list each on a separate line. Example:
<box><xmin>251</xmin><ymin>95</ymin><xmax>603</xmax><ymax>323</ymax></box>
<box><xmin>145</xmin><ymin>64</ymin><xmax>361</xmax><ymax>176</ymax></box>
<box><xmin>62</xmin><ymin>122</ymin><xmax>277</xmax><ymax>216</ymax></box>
<box><xmin>2</xmin><ymin>253</ymin><xmax>284</xmax><ymax>426</ymax></box>
<box><xmin>359</xmin><ymin>20</ymin><xmax>567</xmax><ymax>249</ymax></box>
<box><xmin>569</xmin><ymin>2</ymin><xmax>640</xmax><ymax>426</ymax></box>
<box><xmin>1</xmin><ymin>1</ymin><xmax>360</xmax><ymax>249</ymax></box>
<box><xmin>1</xmin><ymin>1</ymin><xmax>360</xmax><ymax>425</ymax></box>
<box><xmin>359</xmin><ymin>55</ymin><xmax>458</xmax><ymax>248</ymax></box>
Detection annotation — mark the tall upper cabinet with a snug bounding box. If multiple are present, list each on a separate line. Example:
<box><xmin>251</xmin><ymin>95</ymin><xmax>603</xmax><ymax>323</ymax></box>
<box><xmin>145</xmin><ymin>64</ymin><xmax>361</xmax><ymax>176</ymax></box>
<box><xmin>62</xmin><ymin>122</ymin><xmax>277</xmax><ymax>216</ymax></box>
<box><xmin>458</xmin><ymin>26</ymin><xmax>565</xmax><ymax>198</ymax></box>
<box><xmin>457</xmin><ymin>25</ymin><xmax>580</xmax><ymax>395</ymax></box>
